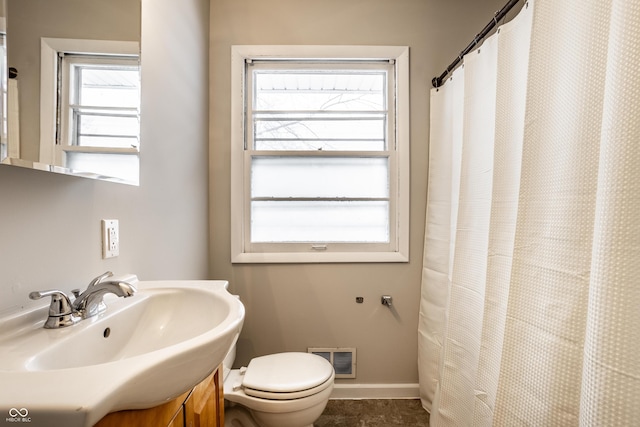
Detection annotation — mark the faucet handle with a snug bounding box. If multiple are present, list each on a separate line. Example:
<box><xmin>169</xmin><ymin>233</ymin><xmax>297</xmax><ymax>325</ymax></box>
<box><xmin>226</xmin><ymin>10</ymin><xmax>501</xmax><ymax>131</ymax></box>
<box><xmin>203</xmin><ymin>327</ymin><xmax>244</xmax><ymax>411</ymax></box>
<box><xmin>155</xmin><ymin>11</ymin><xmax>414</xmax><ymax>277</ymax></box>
<box><xmin>29</xmin><ymin>290</ymin><xmax>77</xmax><ymax>329</ymax></box>
<box><xmin>29</xmin><ymin>289</ymin><xmax>73</xmax><ymax>315</ymax></box>
<box><xmin>88</xmin><ymin>271</ymin><xmax>114</xmax><ymax>288</ymax></box>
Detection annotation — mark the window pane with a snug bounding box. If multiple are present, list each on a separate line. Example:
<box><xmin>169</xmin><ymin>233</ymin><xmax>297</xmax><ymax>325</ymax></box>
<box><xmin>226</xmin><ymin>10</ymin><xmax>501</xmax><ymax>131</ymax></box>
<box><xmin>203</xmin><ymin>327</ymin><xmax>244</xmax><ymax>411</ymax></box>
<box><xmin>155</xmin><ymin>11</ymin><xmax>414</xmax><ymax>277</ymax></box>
<box><xmin>75</xmin><ymin>110</ymin><xmax>139</xmax><ymax>147</ymax></box>
<box><xmin>253</xmin><ymin>69</ymin><xmax>387</xmax><ymax>151</ymax></box>
<box><xmin>65</xmin><ymin>152</ymin><xmax>139</xmax><ymax>182</ymax></box>
<box><xmin>251</xmin><ymin>200</ymin><xmax>389</xmax><ymax>243</ymax></box>
<box><xmin>255</xmin><ymin>138</ymin><xmax>383</xmax><ymax>151</ymax></box>
<box><xmin>78</xmin><ymin>67</ymin><xmax>140</xmax><ymax>108</ymax></box>
<box><xmin>251</xmin><ymin>157</ymin><xmax>389</xmax><ymax>199</ymax></box>
<box><xmin>254</xmin><ymin>71</ymin><xmax>385</xmax><ymax>112</ymax></box>
<box><xmin>77</xmin><ymin>111</ymin><xmax>138</xmax><ymax>136</ymax></box>
<box><xmin>254</xmin><ymin>113</ymin><xmax>385</xmax><ymax>151</ymax></box>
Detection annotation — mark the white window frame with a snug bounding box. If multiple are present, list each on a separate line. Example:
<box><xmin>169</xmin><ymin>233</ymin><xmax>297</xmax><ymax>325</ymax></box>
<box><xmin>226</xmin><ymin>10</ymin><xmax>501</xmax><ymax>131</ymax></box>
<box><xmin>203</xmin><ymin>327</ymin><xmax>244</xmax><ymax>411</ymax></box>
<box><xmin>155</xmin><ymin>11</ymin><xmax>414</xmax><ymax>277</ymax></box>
<box><xmin>57</xmin><ymin>54</ymin><xmax>140</xmax><ymax>164</ymax></box>
<box><xmin>39</xmin><ymin>38</ymin><xmax>139</xmax><ymax>167</ymax></box>
<box><xmin>231</xmin><ymin>45</ymin><xmax>410</xmax><ymax>264</ymax></box>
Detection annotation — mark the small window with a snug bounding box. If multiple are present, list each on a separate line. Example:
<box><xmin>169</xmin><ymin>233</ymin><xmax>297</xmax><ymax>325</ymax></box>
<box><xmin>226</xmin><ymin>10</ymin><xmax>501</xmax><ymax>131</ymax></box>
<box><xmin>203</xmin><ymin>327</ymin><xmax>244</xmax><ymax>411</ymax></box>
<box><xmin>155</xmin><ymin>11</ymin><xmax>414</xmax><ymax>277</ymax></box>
<box><xmin>231</xmin><ymin>46</ymin><xmax>409</xmax><ymax>263</ymax></box>
<box><xmin>56</xmin><ymin>54</ymin><xmax>140</xmax><ymax>182</ymax></box>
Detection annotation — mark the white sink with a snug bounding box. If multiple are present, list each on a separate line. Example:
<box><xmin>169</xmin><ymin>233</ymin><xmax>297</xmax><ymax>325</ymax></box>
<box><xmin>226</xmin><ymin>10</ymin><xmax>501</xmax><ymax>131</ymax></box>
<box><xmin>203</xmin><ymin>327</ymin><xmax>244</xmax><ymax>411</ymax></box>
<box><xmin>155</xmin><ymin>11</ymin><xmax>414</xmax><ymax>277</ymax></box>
<box><xmin>0</xmin><ymin>279</ymin><xmax>245</xmax><ymax>427</ymax></box>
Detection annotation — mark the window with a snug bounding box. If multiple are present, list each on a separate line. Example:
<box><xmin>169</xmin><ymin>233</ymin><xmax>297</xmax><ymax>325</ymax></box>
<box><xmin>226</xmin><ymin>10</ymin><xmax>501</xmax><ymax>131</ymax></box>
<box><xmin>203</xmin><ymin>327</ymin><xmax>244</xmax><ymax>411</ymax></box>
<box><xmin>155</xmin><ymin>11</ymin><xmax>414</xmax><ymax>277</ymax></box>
<box><xmin>39</xmin><ymin>38</ymin><xmax>140</xmax><ymax>184</ymax></box>
<box><xmin>57</xmin><ymin>54</ymin><xmax>140</xmax><ymax>182</ymax></box>
<box><xmin>231</xmin><ymin>46</ymin><xmax>409</xmax><ymax>263</ymax></box>
<box><xmin>58</xmin><ymin>54</ymin><xmax>140</xmax><ymax>174</ymax></box>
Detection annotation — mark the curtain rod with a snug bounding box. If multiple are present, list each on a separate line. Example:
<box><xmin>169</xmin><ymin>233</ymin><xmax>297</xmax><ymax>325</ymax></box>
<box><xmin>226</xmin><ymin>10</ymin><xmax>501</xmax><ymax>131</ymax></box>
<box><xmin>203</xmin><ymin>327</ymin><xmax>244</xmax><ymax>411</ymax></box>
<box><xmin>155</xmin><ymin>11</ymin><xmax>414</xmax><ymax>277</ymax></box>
<box><xmin>431</xmin><ymin>0</ymin><xmax>522</xmax><ymax>88</ymax></box>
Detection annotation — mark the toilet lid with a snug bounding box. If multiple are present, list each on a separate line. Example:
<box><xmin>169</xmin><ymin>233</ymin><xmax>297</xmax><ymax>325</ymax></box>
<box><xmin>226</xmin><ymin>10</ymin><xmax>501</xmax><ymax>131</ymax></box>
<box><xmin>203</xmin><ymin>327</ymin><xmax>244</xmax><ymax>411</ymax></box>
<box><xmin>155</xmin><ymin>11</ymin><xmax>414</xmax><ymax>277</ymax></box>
<box><xmin>242</xmin><ymin>352</ymin><xmax>334</xmax><ymax>398</ymax></box>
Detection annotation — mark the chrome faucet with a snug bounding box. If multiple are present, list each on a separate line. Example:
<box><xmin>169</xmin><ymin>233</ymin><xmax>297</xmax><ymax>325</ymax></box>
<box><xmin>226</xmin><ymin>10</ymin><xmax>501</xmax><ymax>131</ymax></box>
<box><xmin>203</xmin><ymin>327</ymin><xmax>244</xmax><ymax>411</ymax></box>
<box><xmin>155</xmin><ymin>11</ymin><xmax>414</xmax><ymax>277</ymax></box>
<box><xmin>73</xmin><ymin>272</ymin><xmax>137</xmax><ymax>319</ymax></box>
<box><xmin>87</xmin><ymin>270</ymin><xmax>115</xmax><ymax>289</ymax></box>
<box><xmin>29</xmin><ymin>271</ymin><xmax>137</xmax><ymax>329</ymax></box>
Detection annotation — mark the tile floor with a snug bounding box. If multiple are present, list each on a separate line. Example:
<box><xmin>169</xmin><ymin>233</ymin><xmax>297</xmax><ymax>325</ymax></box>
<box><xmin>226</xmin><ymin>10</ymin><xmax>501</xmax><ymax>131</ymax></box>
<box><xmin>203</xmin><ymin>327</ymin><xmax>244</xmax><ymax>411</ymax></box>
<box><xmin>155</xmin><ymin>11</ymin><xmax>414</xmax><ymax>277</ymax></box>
<box><xmin>315</xmin><ymin>399</ymin><xmax>430</xmax><ymax>427</ymax></box>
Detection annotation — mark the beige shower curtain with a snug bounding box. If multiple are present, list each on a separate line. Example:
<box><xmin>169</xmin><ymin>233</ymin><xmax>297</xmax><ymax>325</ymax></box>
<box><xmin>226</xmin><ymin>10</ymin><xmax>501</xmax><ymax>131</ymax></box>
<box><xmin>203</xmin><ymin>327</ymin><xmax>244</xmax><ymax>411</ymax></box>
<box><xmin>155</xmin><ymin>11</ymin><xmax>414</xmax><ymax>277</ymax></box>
<box><xmin>418</xmin><ymin>0</ymin><xmax>640</xmax><ymax>425</ymax></box>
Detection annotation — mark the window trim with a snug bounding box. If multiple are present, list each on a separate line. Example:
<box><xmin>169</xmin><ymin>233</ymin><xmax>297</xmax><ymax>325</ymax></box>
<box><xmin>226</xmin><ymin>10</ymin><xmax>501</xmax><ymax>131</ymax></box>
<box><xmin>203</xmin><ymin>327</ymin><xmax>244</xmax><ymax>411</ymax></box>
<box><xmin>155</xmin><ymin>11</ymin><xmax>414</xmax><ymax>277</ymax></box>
<box><xmin>39</xmin><ymin>38</ymin><xmax>139</xmax><ymax>167</ymax></box>
<box><xmin>230</xmin><ymin>45</ymin><xmax>410</xmax><ymax>264</ymax></box>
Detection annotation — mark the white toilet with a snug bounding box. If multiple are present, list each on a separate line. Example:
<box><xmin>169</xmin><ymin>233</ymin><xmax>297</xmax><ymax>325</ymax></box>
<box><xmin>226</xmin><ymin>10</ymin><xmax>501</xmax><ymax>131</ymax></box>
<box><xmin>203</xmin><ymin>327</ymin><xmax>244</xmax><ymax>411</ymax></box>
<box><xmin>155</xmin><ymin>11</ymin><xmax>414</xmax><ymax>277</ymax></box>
<box><xmin>223</xmin><ymin>346</ymin><xmax>335</xmax><ymax>427</ymax></box>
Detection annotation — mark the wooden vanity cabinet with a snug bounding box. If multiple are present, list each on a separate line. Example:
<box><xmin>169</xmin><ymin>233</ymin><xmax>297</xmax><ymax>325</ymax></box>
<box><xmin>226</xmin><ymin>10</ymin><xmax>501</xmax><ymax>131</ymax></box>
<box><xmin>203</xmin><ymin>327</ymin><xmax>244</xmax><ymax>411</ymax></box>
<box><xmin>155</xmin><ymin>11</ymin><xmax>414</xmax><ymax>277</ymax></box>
<box><xmin>183</xmin><ymin>364</ymin><xmax>224</xmax><ymax>427</ymax></box>
<box><xmin>95</xmin><ymin>365</ymin><xmax>224</xmax><ymax>427</ymax></box>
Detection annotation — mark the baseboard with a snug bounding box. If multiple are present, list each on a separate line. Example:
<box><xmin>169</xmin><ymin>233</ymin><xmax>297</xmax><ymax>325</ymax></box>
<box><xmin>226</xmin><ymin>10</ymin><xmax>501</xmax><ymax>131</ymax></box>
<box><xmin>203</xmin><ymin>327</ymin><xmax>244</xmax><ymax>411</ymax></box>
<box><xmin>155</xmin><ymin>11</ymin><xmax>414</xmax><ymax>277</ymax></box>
<box><xmin>330</xmin><ymin>383</ymin><xmax>420</xmax><ymax>400</ymax></box>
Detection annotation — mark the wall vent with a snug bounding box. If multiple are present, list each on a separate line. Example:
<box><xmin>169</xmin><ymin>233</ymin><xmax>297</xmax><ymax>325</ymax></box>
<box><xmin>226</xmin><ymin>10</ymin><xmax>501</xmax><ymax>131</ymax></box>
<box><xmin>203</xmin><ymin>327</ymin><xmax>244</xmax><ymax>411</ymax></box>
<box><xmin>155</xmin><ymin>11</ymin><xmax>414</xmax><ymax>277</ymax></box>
<box><xmin>308</xmin><ymin>347</ymin><xmax>356</xmax><ymax>379</ymax></box>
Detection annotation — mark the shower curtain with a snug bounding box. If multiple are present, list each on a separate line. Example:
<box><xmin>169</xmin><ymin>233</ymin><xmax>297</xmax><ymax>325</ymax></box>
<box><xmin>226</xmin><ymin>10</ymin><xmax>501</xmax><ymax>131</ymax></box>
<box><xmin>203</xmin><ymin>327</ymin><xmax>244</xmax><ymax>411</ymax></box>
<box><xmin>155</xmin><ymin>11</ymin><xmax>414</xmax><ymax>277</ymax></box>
<box><xmin>418</xmin><ymin>0</ymin><xmax>640</xmax><ymax>425</ymax></box>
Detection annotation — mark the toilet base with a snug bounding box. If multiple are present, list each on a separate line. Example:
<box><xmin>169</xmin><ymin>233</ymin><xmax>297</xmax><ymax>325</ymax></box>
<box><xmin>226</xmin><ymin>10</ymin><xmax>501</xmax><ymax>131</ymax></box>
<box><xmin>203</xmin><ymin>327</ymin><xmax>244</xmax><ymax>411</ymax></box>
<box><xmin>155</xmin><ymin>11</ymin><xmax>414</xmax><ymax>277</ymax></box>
<box><xmin>224</xmin><ymin>403</ymin><xmax>315</xmax><ymax>427</ymax></box>
<box><xmin>225</xmin><ymin>405</ymin><xmax>258</xmax><ymax>427</ymax></box>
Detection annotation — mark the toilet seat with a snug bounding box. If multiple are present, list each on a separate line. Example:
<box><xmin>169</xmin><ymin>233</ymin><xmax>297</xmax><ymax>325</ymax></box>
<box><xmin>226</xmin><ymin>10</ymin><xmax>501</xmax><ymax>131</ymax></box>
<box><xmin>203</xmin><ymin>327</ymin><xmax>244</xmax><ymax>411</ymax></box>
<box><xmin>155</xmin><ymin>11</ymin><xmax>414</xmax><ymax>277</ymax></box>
<box><xmin>240</xmin><ymin>352</ymin><xmax>334</xmax><ymax>400</ymax></box>
<box><xmin>244</xmin><ymin>375</ymin><xmax>333</xmax><ymax>400</ymax></box>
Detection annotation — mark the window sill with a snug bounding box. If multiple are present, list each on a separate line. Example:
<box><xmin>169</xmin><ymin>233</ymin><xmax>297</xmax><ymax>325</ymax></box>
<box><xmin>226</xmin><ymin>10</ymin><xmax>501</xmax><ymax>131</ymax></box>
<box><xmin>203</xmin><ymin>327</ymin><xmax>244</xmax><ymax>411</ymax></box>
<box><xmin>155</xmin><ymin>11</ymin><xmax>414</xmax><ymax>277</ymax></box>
<box><xmin>231</xmin><ymin>251</ymin><xmax>409</xmax><ymax>264</ymax></box>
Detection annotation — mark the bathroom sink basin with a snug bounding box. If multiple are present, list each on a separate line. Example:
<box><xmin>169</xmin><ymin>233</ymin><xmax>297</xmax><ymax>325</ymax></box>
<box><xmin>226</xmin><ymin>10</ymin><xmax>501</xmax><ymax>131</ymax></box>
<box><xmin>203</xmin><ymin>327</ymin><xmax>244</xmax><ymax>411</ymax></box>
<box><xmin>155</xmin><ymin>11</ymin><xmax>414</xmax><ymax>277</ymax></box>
<box><xmin>0</xmin><ymin>279</ymin><xmax>245</xmax><ymax>427</ymax></box>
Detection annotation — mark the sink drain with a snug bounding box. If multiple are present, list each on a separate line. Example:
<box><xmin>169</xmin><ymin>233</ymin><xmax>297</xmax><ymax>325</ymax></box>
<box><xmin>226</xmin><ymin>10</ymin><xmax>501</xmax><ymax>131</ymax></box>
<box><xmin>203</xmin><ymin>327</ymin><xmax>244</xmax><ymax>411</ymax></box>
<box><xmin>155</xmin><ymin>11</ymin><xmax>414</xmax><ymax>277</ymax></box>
<box><xmin>103</xmin><ymin>327</ymin><xmax>111</xmax><ymax>338</ymax></box>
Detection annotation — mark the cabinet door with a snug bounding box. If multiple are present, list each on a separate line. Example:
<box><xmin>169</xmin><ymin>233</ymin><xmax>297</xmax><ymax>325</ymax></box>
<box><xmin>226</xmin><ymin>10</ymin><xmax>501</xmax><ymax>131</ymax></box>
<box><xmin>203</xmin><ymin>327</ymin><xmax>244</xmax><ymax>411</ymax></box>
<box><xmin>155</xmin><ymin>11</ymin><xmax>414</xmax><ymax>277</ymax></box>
<box><xmin>168</xmin><ymin>407</ymin><xmax>185</xmax><ymax>427</ymax></box>
<box><xmin>94</xmin><ymin>390</ymin><xmax>189</xmax><ymax>427</ymax></box>
<box><xmin>93</xmin><ymin>366</ymin><xmax>222</xmax><ymax>427</ymax></box>
<box><xmin>184</xmin><ymin>368</ymin><xmax>222</xmax><ymax>427</ymax></box>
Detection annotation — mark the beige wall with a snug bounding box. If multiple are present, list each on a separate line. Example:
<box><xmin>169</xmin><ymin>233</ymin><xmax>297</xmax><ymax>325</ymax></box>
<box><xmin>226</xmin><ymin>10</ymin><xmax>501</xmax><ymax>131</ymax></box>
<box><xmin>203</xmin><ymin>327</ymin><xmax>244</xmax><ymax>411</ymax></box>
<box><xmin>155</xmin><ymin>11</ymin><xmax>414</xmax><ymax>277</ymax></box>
<box><xmin>0</xmin><ymin>0</ymin><xmax>209</xmax><ymax>313</ymax></box>
<box><xmin>209</xmin><ymin>0</ymin><xmax>522</xmax><ymax>386</ymax></box>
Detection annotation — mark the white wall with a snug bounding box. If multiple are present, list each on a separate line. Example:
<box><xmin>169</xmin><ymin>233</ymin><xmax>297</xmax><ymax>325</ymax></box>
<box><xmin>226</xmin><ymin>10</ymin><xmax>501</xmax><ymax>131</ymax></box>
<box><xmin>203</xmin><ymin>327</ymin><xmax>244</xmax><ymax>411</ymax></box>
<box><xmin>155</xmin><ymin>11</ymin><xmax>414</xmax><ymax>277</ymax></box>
<box><xmin>0</xmin><ymin>0</ymin><xmax>210</xmax><ymax>315</ymax></box>
<box><xmin>209</xmin><ymin>0</ymin><xmax>522</xmax><ymax>391</ymax></box>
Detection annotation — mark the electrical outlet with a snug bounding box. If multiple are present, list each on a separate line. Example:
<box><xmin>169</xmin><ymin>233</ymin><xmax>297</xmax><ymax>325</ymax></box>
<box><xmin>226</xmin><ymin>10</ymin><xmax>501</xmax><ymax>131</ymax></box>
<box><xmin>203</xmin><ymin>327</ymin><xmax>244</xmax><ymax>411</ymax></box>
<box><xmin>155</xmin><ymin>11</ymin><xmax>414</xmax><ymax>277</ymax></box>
<box><xmin>101</xmin><ymin>219</ymin><xmax>119</xmax><ymax>258</ymax></box>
